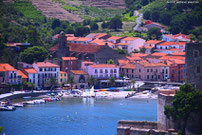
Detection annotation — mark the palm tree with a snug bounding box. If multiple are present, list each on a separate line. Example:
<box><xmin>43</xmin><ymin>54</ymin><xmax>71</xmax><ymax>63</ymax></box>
<box><xmin>131</xmin><ymin>80</ymin><xmax>136</xmax><ymax>89</ymax></box>
<box><xmin>67</xmin><ymin>75</ymin><xmax>75</xmax><ymax>91</ymax></box>
<box><xmin>109</xmin><ymin>76</ymin><xmax>116</xmax><ymax>87</ymax></box>
<box><xmin>48</xmin><ymin>76</ymin><xmax>57</xmax><ymax>90</ymax></box>
<box><xmin>27</xmin><ymin>82</ymin><xmax>35</xmax><ymax>93</ymax></box>
<box><xmin>87</xmin><ymin>75</ymin><xmax>97</xmax><ymax>88</ymax></box>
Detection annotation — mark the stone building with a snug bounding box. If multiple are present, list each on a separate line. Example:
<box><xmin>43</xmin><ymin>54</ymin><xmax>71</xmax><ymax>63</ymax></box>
<box><xmin>49</xmin><ymin>32</ymin><xmax>125</xmax><ymax>64</ymax></box>
<box><xmin>69</xmin><ymin>70</ymin><xmax>88</xmax><ymax>89</ymax></box>
<box><xmin>185</xmin><ymin>42</ymin><xmax>202</xmax><ymax>91</ymax></box>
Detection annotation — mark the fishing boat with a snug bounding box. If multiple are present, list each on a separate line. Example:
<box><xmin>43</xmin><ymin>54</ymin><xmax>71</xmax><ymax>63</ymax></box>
<box><xmin>0</xmin><ymin>105</ymin><xmax>16</xmax><ymax>111</ymax></box>
<box><xmin>13</xmin><ymin>103</ymin><xmax>24</xmax><ymax>107</ymax></box>
<box><xmin>81</xmin><ymin>86</ymin><xmax>96</xmax><ymax>98</ymax></box>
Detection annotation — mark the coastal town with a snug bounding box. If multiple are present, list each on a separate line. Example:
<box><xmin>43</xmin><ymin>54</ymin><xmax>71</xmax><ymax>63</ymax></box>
<box><xmin>0</xmin><ymin>0</ymin><xmax>202</xmax><ymax>135</ymax></box>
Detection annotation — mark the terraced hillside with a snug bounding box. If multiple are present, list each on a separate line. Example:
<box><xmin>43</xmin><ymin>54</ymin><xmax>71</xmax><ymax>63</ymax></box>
<box><xmin>32</xmin><ymin>0</ymin><xmax>83</xmax><ymax>22</ymax></box>
<box><xmin>82</xmin><ymin>0</ymin><xmax>125</xmax><ymax>9</ymax></box>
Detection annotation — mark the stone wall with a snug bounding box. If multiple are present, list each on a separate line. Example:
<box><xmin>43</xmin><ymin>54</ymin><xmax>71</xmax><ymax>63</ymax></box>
<box><xmin>157</xmin><ymin>90</ymin><xmax>175</xmax><ymax>130</ymax></box>
<box><xmin>118</xmin><ymin>120</ymin><xmax>157</xmax><ymax>129</ymax></box>
<box><xmin>185</xmin><ymin>42</ymin><xmax>202</xmax><ymax>91</ymax></box>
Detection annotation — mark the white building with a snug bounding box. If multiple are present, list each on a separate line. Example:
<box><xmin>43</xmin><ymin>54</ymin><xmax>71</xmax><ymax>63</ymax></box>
<box><xmin>33</xmin><ymin>62</ymin><xmax>60</xmax><ymax>88</ymax></box>
<box><xmin>87</xmin><ymin>64</ymin><xmax>119</xmax><ymax>79</ymax></box>
<box><xmin>24</xmin><ymin>68</ymin><xmax>38</xmax><ymax>88</ymax></box>
<box><xmin>120</xmin><ymin>37</ymin><xmax>146</xmax><ymax>53</ymax></box>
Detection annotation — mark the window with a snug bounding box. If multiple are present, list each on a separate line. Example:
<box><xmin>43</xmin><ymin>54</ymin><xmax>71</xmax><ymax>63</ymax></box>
<box><xmin>197</xmin><ymin>66</ymin><xmax>200</xmax><ymax>73</ymax></box>
<box><xmin>132</xmin><ymin>69</ymin><xmax>134</xmax><ymax>73</ymax></box>
<box><xmin>33</xmin><ymin>74</ymin><xmax>35</xmax><ymax>78</ymax></box>
<box><xmin>166</xmin><ymin>69</ymin><xmax>168</xmax><ymax>74</ymax></box>
<box><xmin>152</xmin><ymin>75</ymin><xmax>153</xmax><ymax>79</ymax></box>
<box><xmin>95</xmin><ymin>69</ymin><xmax>98</xmax><ymax>73</ymax></box>
<box><xmin>40</xmin><ymin>68</ymin><xmax>42</xmax><ymax>72</ymax></box>
<box><xmin>181</xmin><ymin>69</ymin><xmax>183</xmax><ymax>73</ymax></box>
<box><xmin>114</xmin><ymin>69</ymin><xmax>117</xmax><ymax>73</ymax></box>
<box><xmin>44</xmin><ymin>68</ymin><xmax>46</xmax><ymax>71</ymax></box>
<box><xmin>156</xmin><ymin>69</ymin><xmax>158</xmax><ymax>73</ymax></box>
<box><xmin>139</xmin><ymin>69</ymin><xmax>141</xmax><ymax>72</ymax></box>
<box><xmin>105</xmin><ymin>69</ymin><xmax>108</xmax><ymax>73</ymax></box>
<box><xmin>151</xmin><ymin>69</ymin><xmax>153</xmax><ymax>72</ymax></box>
<box><xmin>158</xmin><ymin>75</ymin><xmax>160</xmax><ymax>79</ymax></box>
<box><xmin>127</xmin><ymin>69</ymin><xmax>128</xmax><ymax>73</ymax></box>
<box><xmin>65</xmin><ymin>62</ymin><xmax>68</xmax><ymax>66</ymax></box>
<box><xmin>162</xmin><ymin>69</ymin><xmax>164</xmax><ymax>73</ymax></box>
<box><xmin>139</xmin><ymin>75</ymin><xmax>141</xmax><ymax>79</ymax></box>
<box><xmin>147</xmin><ymin>75</ymin><xmax>149</xmax><ymax>79</ymax></box>
<box><xmin>100</xmin><ymin>69</ymin><xmax>103</xmax><ymax>73</ymax></box>
<box><xmin>147</xmin><ymin>69</ymin><xmax>149</xmax><ymax>72</ymax></box>
<box><xmin>110</xmin><ymin>69</ymin><xmax>113</xmax><ymax>73</ymax></box>
<box><xmin>71</xmin><ymin>61</ymin><xmax>72</xmax><ymax>65</ymax></box>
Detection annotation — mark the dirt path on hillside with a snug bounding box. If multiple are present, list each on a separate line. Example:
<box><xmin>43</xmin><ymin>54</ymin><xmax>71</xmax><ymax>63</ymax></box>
<box><xmin>32</xmin><ymin>0</ymin><xmax>83</xmax><ymax>22</ymax></box>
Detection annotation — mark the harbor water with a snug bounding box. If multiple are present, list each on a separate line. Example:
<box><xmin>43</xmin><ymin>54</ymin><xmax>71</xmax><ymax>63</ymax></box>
<box><xmin>0</xmin><ymin>98</ymin><xmax>157</xmax><ymax>135</ymax></box>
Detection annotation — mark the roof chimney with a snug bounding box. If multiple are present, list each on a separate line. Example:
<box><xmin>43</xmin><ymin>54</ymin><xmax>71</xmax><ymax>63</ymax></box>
<box><xmin>105</xmin><ymin>42</ymin><xmax>108</xmax><ymax>47</ymax></box>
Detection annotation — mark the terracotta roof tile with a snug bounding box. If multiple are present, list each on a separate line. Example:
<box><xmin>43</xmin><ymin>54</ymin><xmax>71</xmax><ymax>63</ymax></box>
<box><xmin>74</xmin><ymin>37</ymin><xmax>92</xmax><ymax>41</ymax></box>
<box><xmin>67</xmin><ymin>37</ymin><xmax>78</xmax><ymax>41</ymax></box>
<box><xmin>0</xmin><ymin>63</ymin><xmax>16</xmax><ymax>72</ymax></box>
<box><xmin>90</xmin><ymin>64</ymin><xmax>118</xmax><ymax>68</ymax></box>
<box><xmin>24</xmin><ymin>68</ymin><xmax>38</xmax><ymax>74</ymax></box>
<box><xmin>35</xmin><ymin>62</ymin><xmax>59</xmax><ymax>68</ymax></box>
<box><xmin>60</xmin><ymin>71</ymin><xmax>67</xmax><ymax>74</ymax></box>
<box><xmin>121</xmin><ymin>64</ymin><xmax>136</xmax><ymax>69</ymax></box>
<box><xmin>17</xmin><ymin>70</ymin><xmax>28</xmax><ymax>78</ymax></box>
<box><xmin>116</xmin><ymin>43</ymin><xmax>130</xmax><ymax>46</ymax></box>
<box><xmin>70</xmin><ymin>70</ymin><xmax>87</xmax><ymax>75</ymax></box>
<box><xmin>62</xmin><ymin>57</ymin><xmax>77</xmax><ymax>61</ymax></box>
<box><xmin>107</xmin><ymin>36</ymin><xmax>123</xmax><ymax>40</ymax></box>
<box><xmin>139</xmin><ymin>62</ymin><xmax>168</xmax><ymax>67</ymax></box>
<box><xmin>121</xmin><ymin>37</ymin><xmax>139</xmax><ymax>41</ymax></box>
<box><xmin>145</xmin><ymin>40</ymin><xmax>163</xmax><ymax>44</ymax></box>
<box><xmin>158</xmin><ymin>42</ymin><xmax>186</xmax><ymax>46</ymax></box>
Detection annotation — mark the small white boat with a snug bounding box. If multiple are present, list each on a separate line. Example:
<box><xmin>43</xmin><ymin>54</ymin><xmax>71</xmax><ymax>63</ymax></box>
<box><xmin>25</xmin><ymin>101</ymin><xmax>35</xmax><ymax>105</ymax></box>
<box><xmin>13</xmin><ymin>103</ymin><xmax>24</xmax><ymax>107</ymax></box>
<box><xmin>0</xmin><ymin>105</ymin><xmax>16</xmax><ymax>111</ymax></box>
<box><xmin>33</xmin><ymin>99</ymin><xmax>46</xmax><ymax>104</ymax></box>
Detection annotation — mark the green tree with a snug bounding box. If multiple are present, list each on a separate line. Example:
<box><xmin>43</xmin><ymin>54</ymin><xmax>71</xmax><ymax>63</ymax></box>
<box><xmin>140</xmin><ymin>46</ymin><xmax>146</xmax><ymax>53</ymax></box>
<box><xmin>151</xmin><ymin>10</ymin><xmax>160</xmax><ymax>22</ymax></box>
<box><xmin>164</xmin><ymin>84</ymin><xmax>202</xmax><ymax>135</ymax></box>
<box><xmin>189</xmin><ymin>34</ymin><xmax>197</xmax><ymax>42</ymax></box>
<box><xmin>132</xmin><ymin>49</ymin><xmax>139</xmax><ymax>53</ymax></box>
<box><xmin>131</xmin><ymin>80</ymin><xmax>136</xmax><ymax>88</ymax></box>
<box><xmin>74</xmin><ymin>26</ymin><xmax>90</xmax><ymax>37</ymax></box>
<box><xmin>52</xmin><ymin>19</ymin><xmax>61</xmax><ymax>29</ymax></box>
<box><xmin>67</xmin><ymin>75</ymin><xmax>75</xmax><ymax>91</ymax></box>
<box><xmin>87</xmin><ymin>75</ymin><xmax>97</xmax><ymax>88</ymax></box>
<box><xmin>20</xmin><ymin>46</ymin><xmax>48</xmax><ymax>64</ymax></box>
<box><xmin>0</xmin><ymin>126</ymin><xmax>3</xmax><ymax>133</ymax></box>
<box><xmin>107</xmin><ymin>59</ymin><xmax>114</xmax><ymax>64</ymax></box>
<box><xmin>101</xmin><ymin>21</ymin><xmax>107</xmax><ymax>29</ymax></box>
<box><xmin>48</xmin><ymin>76</ymin><xmax>57</xmax><ymax>90</ymax></box>
<box><xmin>143</xmin><ymin>11</ymin><xmax>151</xmax><ymax>20</ymax></box>
<box><xmin>109</xmin><ymin>16</ymin><xmax>123</xmax><ymax>31</ymax></box>
<box><xmin>27</xmin><ymin>82</ymin><xmax>35</xmax><ymax>92</ymax></box>
<box><xmin>109</xmin><ymin>76</ymin><xmax>116</xmax><ymax>87</ymax></box>
<box><xmin>115</xmin><ymin>48</ymin><xmax>127</xmax><ymax>54</ymax></box>
<box><xmin>90</xmin><ymin>21</ymin><xmax>98</xmax><ymax>31</ymax></box>
<box><xmin>148</xmin><ymin>27</ymin><xmax>162</xmax><ymax>40</ymax></box>
<box><xmin>83</xmin><ymin>18</ymin><xmax>91</xmax><ymax>26</ymax></box>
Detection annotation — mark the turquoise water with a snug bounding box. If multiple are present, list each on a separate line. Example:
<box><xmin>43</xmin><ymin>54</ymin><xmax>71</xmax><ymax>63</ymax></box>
<box><xmin>0</xmin><ymin>98</ymin><xmax>157</xmax><ymax>135</ymax></box>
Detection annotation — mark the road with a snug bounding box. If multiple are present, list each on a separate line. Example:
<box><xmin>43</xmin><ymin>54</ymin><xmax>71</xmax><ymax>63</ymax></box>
<box><xmin>133</xmin><ymin>12</ymin><xmax>143</xmax><ymax>31</ymax></box>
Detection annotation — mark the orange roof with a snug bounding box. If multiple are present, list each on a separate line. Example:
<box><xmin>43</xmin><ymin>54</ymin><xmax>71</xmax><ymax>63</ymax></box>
<box><xmin>24</xmin><ymin>68</ymin><xmax>38</xmax><ymax>74</ymax></box>
<box><xmin>118</xmin><ymin>60</ymin><xmax>129</xmax><ymax>65</ymax></box>
<box><xmin>17</xmin><ymin>70</ymin><xmax>28</xmax><ymax>78</ymax></box>
<box><xmin>116</xmin><ymin>43</ymin><xmax>130</xmax><ymax>46</ymax></box>
<box><xmin>95</xmin><ymin>33</ymin><xmax>108</xmax><ymax>39</ymax></box>
<box><xmin>131</xmin><ymin>53</ymin><xmax>148</xmax><ymax>57</ymax></box>
<box><xmin>170</xmin><ymin>52</ymin><xmax>185</xmax><ymax>56</ymax></box>
<box><xmin>144</xmin><ymin>46</ymin><xmax>153</xmax><ymax>49</ymax></box>
<box><xmin>107</xmin><ymin>36</ymin><xmax>123</xmax><ymax>40</ymax></box>
<box><xmin>158</xmin><ymin>42</ymin><xmax>186</xmax><ymax>46</ymax></box>
<box><xmin>89</xmin><ymin>39</ymin><xmax>105</xmax><ymax>45</ymax></box>
<box><xmin>145</xmin><ymin>40</ymin><xmax>162</xmax><ymax>44</ymax></box>
<box><xmin>0</xmin><ymin>63</ymin><xmax>16</xmax><ymax>72</ymax></box>
<box><xmin>151</xmin><ymin>53</ymin><xmax>168</xmax><ymax>56</ymax></box>
<box><xmin>164</xmin><ymin>34</ymin><xmax>178</xmax><ymax>40</ymax></box>
<box><xmin>121</xmin><ymin>37</ymin><xmax>138</xmax><ymax>41</ymax></box>
<box><xmin>140</xmin><ymin>62</ymin><xmax>168</xmax><ymax>67</ymax></box>
<box><xmin>172</xmin><ymin>59</ymin><xmax>185</xmax><ymax>65</ymax></box>
<box><xmin>174</xmin><ymin>33</ymin><xmax>190</xmax><ymax>39</ymax></box>
<box><xmin>169</xmin><ymin>48</ymin><xmax>183</xmax><ymax>51</ymax></box>
<box><xmin>35</xmin><ymin>62</ymin><xmax>59</xmax><ymax>68</ymax></box>
<box><xmin>62</xmin><ymin>57</ymin><xmax>77</xmax><ymax>61</ymax></box>
<box><xmin>53</xmin><ymin>34</ymin><xmax>74</xmax><ymax>39</ymax></box>
<box><xmin>75</xmin><ymin>37</ymin><xmax>92</xmax><ymax>42</ymax></box>
<box><xmin>83</xmin><ymin>61</ymin><xmax>95</xmax><ymax>64</ymax></box>
<box><xmin>60</xmin><ymin>71</ymin><xmax>67</xmax><ymax>74</ymax></box>
<box><xmin>67</xmin><ymin>37</ymin><xmax>78</xmax><ymax>41</ymax></box>
<box><xmin>70</xmin><ymin>70</ymin><xmax>87</xmax><ymax>75</ymax></box>
<box><xmin>121</xmin><ymin>64</ymin><xmax>136</xmax><ymax>69</ymax></box>
<box><xmin>49</xmin><ymin>43</ymin><xmax>105</xmax><ymax>53</ymax></box>
<box><xmin>90</xmin><ymin>64</ymin><xmax>117</xmax><ymax>68</ymax></box>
